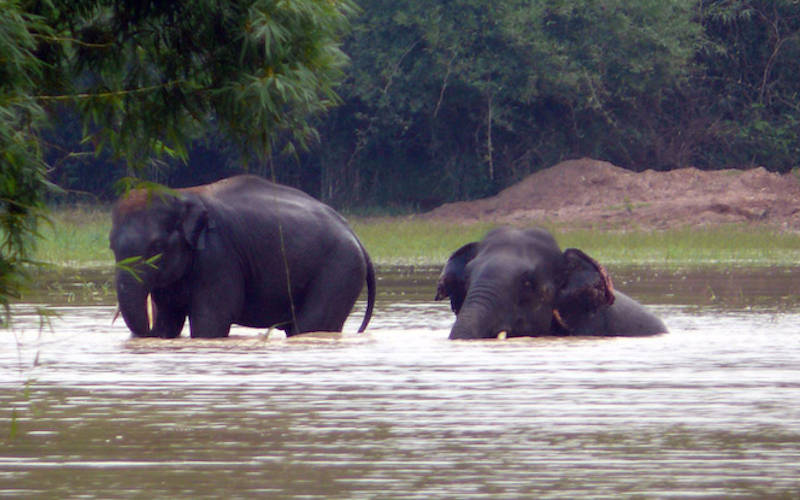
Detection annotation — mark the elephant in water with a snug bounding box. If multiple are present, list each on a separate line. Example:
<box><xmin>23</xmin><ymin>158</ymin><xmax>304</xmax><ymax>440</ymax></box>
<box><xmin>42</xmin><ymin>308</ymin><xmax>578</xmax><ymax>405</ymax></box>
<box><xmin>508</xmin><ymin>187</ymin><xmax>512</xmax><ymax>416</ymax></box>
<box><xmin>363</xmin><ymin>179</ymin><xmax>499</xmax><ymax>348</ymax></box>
<box><xmin>110</xmin><ymin>175</ymin><xmax>375</xmax><ymax>338</ymax></box>
<box><xmin>435</xmin><ymin>227</ymin><xmax>667</xmax><ymax>339</ymax></box>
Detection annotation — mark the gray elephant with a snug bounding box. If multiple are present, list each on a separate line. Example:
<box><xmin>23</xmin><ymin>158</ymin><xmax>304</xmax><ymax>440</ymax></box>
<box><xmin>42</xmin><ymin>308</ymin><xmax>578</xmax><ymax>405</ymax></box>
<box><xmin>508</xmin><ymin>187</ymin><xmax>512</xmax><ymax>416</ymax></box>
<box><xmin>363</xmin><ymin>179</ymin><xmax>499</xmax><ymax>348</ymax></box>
<box><xmin>109</xmin><ymin>175</ymin><xmax>375</xmax><ymax>338</ymax></box>
<box><xmin>435</xmin><ymin>227</ymin><xmax>666</xmax><ymax>339</ymax></box>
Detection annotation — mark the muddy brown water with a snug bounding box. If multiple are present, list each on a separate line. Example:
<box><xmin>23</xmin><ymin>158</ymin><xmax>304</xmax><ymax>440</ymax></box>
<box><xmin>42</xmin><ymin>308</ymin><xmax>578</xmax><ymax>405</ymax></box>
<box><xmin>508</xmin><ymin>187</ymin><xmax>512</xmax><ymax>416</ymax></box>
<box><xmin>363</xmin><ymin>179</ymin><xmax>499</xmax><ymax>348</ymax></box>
<box><xmin>2</xmin><ymin>266</ymin><xmax>800</xmax><ymax>498</ymax></box>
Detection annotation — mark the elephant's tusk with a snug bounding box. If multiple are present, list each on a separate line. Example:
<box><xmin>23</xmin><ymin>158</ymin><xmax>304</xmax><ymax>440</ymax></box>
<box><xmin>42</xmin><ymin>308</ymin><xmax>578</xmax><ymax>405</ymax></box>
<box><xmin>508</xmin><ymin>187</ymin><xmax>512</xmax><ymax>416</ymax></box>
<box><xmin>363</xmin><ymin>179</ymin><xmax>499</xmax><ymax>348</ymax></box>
<box><xmin>497</xmin><ymin>331</ymin><xmax>508</xmax><ymax>340</ymax></box>
<box><xmin>146</xmin><ymin>293</ymin><xmax>155</xmax><ymax>330</ymax></box>
<box><xmin>112</xmin><ymin>306</ymin><xmax>120</xmax><ymax>325</ymax></box>
<box><xmin>553</xmin><ymin>309</ymin><xmax>569</xmax><ymax>331</ymax></box>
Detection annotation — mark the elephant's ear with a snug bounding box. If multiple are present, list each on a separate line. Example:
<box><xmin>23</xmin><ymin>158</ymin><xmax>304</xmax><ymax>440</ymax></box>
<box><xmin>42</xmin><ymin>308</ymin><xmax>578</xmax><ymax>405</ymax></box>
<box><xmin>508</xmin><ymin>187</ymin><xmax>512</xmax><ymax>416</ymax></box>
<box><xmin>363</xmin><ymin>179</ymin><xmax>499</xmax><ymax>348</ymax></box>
<box><xmin>180</xmin><ymin>196</ymin><xmax>209</xmax><ymax>249</ymax></box>
<box><xmin>557</xmin><ymin>248</ymin><xmax>615</xmax><ymax>316</ymax></box>
<box><xmin>435</xmin><ymin>242</ymin><xmax>479</xmax><ymax>313</ymax></box>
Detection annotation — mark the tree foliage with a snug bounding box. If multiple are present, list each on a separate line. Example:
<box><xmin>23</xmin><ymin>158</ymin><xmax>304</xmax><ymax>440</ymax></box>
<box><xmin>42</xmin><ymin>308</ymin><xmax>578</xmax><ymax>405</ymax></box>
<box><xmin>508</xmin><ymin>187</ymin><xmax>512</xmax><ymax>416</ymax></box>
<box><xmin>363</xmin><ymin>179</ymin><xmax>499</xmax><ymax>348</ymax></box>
<box><xmin>0</xmin><ymin>0</ymin><xmax>356</xmax><ymax>315</ymax></box>
<box><xmin>697</xmin><ymin>0</ymin><xmax>800</xmax><ymax>168</ymax></box>
<box><xmin>5</xmin><ymin>0</ymin><xmax>800</xmax><ymax>312</ymax></box>
<box><xmin>0</xmin><ymin>1</ymin><xmax>50</xmax><ymax>316</ymax></box>
<box><xmin>291</xmin><ymin>0</ymin><xmax>799</xmax><ymax>210</ymax></box>
<box><xmin>308</xmin><ymin>0</ymin><xmax>704</xmax><ymax>208</ymax></box>
<box><xmin>35</xmin><ymin>0</ymin><xmax>356</xmax><ymax>161</ymax></box>
<box><xmin>40</xmin><ymin>1</ymin><xmax>800</xmax><ymax>211</ymax></box>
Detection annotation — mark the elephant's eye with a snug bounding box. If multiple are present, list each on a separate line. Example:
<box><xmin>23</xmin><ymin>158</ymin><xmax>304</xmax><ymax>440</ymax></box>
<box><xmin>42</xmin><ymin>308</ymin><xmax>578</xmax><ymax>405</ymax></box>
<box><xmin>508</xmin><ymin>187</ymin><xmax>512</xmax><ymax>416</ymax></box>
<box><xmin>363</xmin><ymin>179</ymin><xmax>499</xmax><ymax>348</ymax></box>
<box><xmin>521</xmin><ymin>273</ymin><xmax>536</xmax><ymax>290</ymax></box>
<box><xmin>519</xmin><ymin>275</ymin><xmax>537</xmax><ymax>299</ymax></box>
<box><xmin>149</xmin><ymin>239</ymin><xmax>166</xmax><ymax>255</ymax></box>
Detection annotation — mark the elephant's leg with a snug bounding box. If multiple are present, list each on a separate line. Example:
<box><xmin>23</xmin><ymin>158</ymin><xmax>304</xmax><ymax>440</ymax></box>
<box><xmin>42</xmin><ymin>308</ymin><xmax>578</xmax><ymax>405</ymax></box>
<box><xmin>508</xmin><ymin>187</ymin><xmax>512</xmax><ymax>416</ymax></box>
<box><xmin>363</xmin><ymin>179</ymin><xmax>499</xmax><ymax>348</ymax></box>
<box><xmin>183</xmin><ymin>264</ymin><xmax>243</xmax><ymax>338</ymax></box>
<box><xmin>187</xmin><ymin>293</ymin><xmax>235</xmax><ymax>338</ymax></box>
<box><xmin>291</xmin><ymin>258</ymin><xmax>364</xmax><ymax>335</ymax></box>
<box><xmin>186</xmin><ymin>284</ymin><xmax>240</xmax><ymax>338</ymax></box>
<box><xmin>150</xmin><ymin>306</ymin><xmax>186</xmax><ymax>338</ymax></box>
<box><xmin>189</xmin><ymin>314</ymin><xmax>231</xmax><ymax>339</ymax></box>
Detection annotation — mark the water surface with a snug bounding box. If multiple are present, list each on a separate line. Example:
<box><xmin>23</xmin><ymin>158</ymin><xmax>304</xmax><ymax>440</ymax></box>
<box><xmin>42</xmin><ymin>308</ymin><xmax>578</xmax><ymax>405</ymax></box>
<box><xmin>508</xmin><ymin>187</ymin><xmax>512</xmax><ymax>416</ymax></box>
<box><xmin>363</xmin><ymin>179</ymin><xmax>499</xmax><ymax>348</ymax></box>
<box><xmin>2</xmin><ymin>266</ymin><xmax>799</xmax><ymax>498</ymax></box>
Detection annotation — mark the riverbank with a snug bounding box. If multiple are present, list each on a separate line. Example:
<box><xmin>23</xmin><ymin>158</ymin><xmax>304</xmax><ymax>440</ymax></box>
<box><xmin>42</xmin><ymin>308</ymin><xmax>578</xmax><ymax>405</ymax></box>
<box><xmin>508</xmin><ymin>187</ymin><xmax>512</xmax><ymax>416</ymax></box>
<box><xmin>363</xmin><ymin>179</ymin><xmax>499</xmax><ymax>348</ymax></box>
<box><xmin>33</xmin><ymin>206</ymin><xmax>800</xmax><ymax>269</ymax></box>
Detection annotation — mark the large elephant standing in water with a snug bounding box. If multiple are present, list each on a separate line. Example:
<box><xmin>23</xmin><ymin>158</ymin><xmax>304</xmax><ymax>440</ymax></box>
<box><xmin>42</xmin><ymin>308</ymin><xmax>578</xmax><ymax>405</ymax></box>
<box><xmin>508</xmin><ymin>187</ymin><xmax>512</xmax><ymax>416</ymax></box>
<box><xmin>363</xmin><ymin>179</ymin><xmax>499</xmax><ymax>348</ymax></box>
<box><xmin>109</xmin><ymin>175</ymin><xmax>375</xmax><ymax>338</ymax></box>
<box><xmin>435</xmin><ymin>227</ymin><xmax>666</xmax><ymax>339</ymax></box>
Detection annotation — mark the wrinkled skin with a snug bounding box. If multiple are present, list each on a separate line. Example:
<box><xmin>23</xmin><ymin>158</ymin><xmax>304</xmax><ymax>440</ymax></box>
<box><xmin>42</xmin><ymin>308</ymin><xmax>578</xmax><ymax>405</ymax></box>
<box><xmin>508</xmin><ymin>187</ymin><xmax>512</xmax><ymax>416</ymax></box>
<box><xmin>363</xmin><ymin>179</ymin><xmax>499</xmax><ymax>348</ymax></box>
<box><xmin>109</xmin><ymin>175</ymin><xmax>375</xmax><ymax>338</ymax></box>
<box><xmin>435</xmin><ymin>227</ymin><xmax>667</xmax><ymax>339</ymax></box>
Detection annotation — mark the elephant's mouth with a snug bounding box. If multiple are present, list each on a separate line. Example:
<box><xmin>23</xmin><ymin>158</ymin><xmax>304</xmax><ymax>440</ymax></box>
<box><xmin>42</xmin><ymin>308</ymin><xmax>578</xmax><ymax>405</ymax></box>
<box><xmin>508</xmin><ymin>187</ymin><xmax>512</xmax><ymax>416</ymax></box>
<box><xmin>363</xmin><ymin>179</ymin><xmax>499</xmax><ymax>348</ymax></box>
<box><xmin>494</xmin><ymin>329</ymin><xmax>549</xmax><ymax>339</ymax></box>
<box><xmin>494</xmin><ymin>311</ymin><xmax>566</xmax><ymax>338</ymax></box>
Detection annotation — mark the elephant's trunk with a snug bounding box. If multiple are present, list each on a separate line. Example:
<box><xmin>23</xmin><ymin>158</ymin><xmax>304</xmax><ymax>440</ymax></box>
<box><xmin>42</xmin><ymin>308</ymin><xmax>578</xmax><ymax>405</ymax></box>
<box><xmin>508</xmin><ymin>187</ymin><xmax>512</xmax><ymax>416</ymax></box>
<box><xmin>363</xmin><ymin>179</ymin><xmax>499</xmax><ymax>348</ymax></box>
<box><xmin>449</xmin><ymin>286</ymin><xmax>506</xmax><ymax>340</ymax></box>
<box><xmin>449</xmin><ymin>312</ymin><xmax>484</xmax><ymax>340</ymax></box>
<box><xmin>115</xmin><ymin>271</ymin><xmax>152</xmax><ymax>337</ymax></box>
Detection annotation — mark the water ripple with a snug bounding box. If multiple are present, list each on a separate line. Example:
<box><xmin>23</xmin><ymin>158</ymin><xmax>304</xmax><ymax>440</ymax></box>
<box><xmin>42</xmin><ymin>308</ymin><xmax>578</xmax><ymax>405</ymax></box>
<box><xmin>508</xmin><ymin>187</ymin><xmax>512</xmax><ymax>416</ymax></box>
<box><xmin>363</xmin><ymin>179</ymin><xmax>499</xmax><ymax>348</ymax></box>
<box><xmin>2</xmin><ymin>268</ymin><xmax>800</xmax><ymax>498</ymax></box>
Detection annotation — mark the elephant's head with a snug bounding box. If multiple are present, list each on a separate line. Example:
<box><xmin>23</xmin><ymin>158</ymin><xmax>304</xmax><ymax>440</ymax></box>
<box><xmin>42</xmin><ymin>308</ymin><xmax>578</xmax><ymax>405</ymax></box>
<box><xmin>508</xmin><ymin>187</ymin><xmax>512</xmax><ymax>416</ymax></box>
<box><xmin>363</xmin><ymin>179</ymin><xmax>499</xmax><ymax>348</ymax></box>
<box><xmin>435</xmin><ymin>227</ymin><xmax>614</xmax><ymax>339</ymax></box>
<box><xmin>109</xmin><ymin>188</ymin><xmax>208</xmax><ymax>336</ymax></box>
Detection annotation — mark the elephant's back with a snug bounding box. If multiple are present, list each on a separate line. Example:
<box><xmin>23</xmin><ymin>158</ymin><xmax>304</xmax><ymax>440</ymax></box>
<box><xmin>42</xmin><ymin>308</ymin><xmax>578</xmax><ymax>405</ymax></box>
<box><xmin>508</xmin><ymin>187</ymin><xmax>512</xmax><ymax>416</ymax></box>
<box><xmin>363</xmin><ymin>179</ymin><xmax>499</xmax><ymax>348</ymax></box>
<box><xmin>605</xmin><ymin>292</ymin><xmax>668</xmax><ymax>336</ymax></box>
<box><xmin>194</xmin><ymin>174</ymin><xmax>361</xmax><ymax>259</ymax></box>
<box><xmin>184</xmin><ymin>175</ymin><xmax>316</xmax><ymax>205</ymax></box>
<box><xmin>190</xmin><ymin>174</ymin><xmax>344</xmax><ymax>224</ymax></box>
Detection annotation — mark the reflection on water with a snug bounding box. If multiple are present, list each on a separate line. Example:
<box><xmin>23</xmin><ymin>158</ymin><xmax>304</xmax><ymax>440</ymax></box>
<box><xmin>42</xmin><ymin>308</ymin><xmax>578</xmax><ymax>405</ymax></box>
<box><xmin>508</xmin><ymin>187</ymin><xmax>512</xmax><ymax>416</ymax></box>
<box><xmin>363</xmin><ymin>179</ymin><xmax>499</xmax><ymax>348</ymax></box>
<box><xmin>2</xmin><ymin>267</ymin><xmax>800</xmax><ymax>498</ymax></box>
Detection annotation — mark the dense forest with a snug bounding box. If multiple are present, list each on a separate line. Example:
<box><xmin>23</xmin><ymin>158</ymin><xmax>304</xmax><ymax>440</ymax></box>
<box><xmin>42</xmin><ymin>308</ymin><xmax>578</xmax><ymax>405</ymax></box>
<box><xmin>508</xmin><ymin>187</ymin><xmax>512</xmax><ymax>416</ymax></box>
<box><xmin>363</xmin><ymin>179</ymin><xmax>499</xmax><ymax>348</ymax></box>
<box><xmin>47</xmin><ymin>0</ymin><xmax>800</xmax><ymax>210</ymax></box>
<box><xmin>3</xmin><ymin>0</ymin><xmax>800</xmax><ymax>309</ymax></box>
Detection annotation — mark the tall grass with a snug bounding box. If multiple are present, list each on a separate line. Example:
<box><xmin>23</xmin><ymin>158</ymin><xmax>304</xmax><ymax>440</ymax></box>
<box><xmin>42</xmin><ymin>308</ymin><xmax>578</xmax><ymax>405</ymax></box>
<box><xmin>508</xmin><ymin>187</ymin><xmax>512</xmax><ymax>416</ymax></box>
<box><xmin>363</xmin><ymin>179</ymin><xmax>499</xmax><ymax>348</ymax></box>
<box><xmin>551</xmin><ymin>226</ymin><xmax>800</xmax><ymax>267</ymax></box>
<box><xmin>350</xmin><ymin>218</ymin><xmax>498</xmax><ymax>266</ymax></box>
<box><xmin>32</xmin><ymin>207</ymin><xmax>800</xmax><ymax>268</ymax></box>
<box><xmin>353</xmin><ymin>218</ymin><xmax>800</xmax><ymax>268</ymax></box>
<box><xmin>34</xmin><ymin>206</ymin><xmax>113</xmax><ymax>268</ymax></box>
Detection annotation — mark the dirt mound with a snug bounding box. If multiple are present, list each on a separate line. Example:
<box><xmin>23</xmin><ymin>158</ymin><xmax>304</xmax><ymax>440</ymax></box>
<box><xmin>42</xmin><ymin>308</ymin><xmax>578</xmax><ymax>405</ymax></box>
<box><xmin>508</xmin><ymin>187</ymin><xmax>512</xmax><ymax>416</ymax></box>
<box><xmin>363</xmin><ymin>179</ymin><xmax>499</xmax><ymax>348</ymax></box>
<box><xmin>425</xmin><ymin>158</ymin><xmax>800</xmax><ymax>230</ymax></box>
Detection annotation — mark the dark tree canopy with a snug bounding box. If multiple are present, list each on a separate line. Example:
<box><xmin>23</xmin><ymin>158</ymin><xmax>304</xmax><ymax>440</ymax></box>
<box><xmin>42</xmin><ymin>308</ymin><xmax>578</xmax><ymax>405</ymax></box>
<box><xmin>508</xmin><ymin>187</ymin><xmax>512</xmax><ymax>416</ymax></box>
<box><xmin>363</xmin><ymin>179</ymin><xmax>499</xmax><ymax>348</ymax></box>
<box><xmin>42</xmin><ymin>1</ymin><xmax>800</xmax><ymax>210</ymax></box>
<box><xmin>299</xmin><ymin>0</ymin><xmax>705</xmax><ymax>208</ymax></box>
<box><xmin>0</xmin><ymin>0</ymin><xmax>356</xmax><ymax>315</ymax></box>
<box><xmin>297</xmin><ymin>0</ymin><xmax>800</xmax><ymax>209</ymax></box>
<box><xmin>4</xmin><ymin>0</ymin><xmax>800</xmax><ymax>315</ymax></box>
<box><xmin>36</xmin><ymin>0</ymin><xmax>355</xmax><ymax>160</ymax></box>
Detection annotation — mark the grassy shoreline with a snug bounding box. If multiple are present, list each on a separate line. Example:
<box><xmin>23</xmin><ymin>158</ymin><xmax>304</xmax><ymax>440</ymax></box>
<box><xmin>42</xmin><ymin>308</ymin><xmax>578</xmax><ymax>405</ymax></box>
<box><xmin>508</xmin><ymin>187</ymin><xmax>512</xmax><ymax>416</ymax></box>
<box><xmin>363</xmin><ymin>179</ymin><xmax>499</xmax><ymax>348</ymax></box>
<box><xmin>32</xmin><ymin>206</ymin><xmax>800</xmax><ymax>269</ymax></box>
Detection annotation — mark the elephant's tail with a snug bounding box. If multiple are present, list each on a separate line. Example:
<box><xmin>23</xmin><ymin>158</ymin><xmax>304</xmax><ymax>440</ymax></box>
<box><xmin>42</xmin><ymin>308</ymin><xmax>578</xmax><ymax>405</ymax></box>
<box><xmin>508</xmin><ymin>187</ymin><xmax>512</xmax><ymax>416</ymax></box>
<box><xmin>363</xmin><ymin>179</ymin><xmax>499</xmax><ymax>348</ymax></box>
<box><xmin>357</xmin><ymin>246</ymin><xmax>376</xmax><ymax>333</ymax></box>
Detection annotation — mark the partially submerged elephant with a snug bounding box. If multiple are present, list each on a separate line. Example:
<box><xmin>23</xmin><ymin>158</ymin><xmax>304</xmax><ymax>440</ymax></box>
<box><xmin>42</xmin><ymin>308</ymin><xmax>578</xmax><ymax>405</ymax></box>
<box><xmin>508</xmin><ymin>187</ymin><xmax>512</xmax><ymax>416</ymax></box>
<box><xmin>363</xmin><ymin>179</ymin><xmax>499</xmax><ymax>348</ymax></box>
<box><xmin>109</xmin><ymin>175</ymin><xmax>375</xmax><ymax>338</ymax></box>
<box><xmin>435</xmin><ymin>227</ymin><xmax>667</xmax><ymax>339</ymax></box>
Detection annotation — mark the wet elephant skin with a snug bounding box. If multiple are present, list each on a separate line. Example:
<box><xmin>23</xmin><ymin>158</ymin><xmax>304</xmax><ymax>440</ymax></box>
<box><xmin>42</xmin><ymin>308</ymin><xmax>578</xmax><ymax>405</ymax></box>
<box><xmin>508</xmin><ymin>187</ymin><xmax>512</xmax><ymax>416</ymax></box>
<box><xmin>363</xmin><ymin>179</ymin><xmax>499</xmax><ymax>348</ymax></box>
<box><xmin>436</xmin><ymin>227</ymin><xmax>667</xmax><ymax>339</ymax></box>
<box><xmin>109</xmin><ymin>175</ymin><xmax>376</xmax><ymax>338</ymax></box>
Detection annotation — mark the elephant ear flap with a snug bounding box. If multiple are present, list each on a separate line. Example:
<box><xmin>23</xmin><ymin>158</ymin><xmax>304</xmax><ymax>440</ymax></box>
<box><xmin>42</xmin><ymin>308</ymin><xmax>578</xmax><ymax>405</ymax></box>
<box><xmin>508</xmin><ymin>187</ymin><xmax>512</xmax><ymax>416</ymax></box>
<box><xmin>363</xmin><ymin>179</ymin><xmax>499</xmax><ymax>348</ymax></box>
<box><xmin>558</xmin><ymin>248</ymin><xmax>615</xmax><ymax>314</ymax></box>
<box><xmin>435</xmin><ymin>242</ymin><xmax>479</xmax><ymax>313</ymax></box>
<box><xmin>181</xmin><ymin>197</ymin><xmax>209</xmax><ymax>249</ymax></box>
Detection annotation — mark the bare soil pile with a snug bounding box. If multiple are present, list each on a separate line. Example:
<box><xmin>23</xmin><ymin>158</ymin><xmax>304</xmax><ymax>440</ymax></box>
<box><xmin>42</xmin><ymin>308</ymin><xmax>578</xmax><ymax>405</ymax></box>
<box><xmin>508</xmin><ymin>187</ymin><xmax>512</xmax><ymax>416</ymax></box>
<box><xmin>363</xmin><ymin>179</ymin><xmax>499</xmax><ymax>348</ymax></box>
<box><xmin>425</xmin><ymin>158</ymin><xmax>800</xmax><ymax>230</ymax></box>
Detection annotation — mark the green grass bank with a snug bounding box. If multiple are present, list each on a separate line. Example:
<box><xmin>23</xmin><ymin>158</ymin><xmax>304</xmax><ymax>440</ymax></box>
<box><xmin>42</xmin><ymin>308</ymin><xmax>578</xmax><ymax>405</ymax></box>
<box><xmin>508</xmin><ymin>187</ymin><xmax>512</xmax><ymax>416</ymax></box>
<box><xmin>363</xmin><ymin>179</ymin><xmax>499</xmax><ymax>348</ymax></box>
<box><xmin>33</xmin><ymin>206</ymin><xmax>800</xmax><ymax>269</ymax></box>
